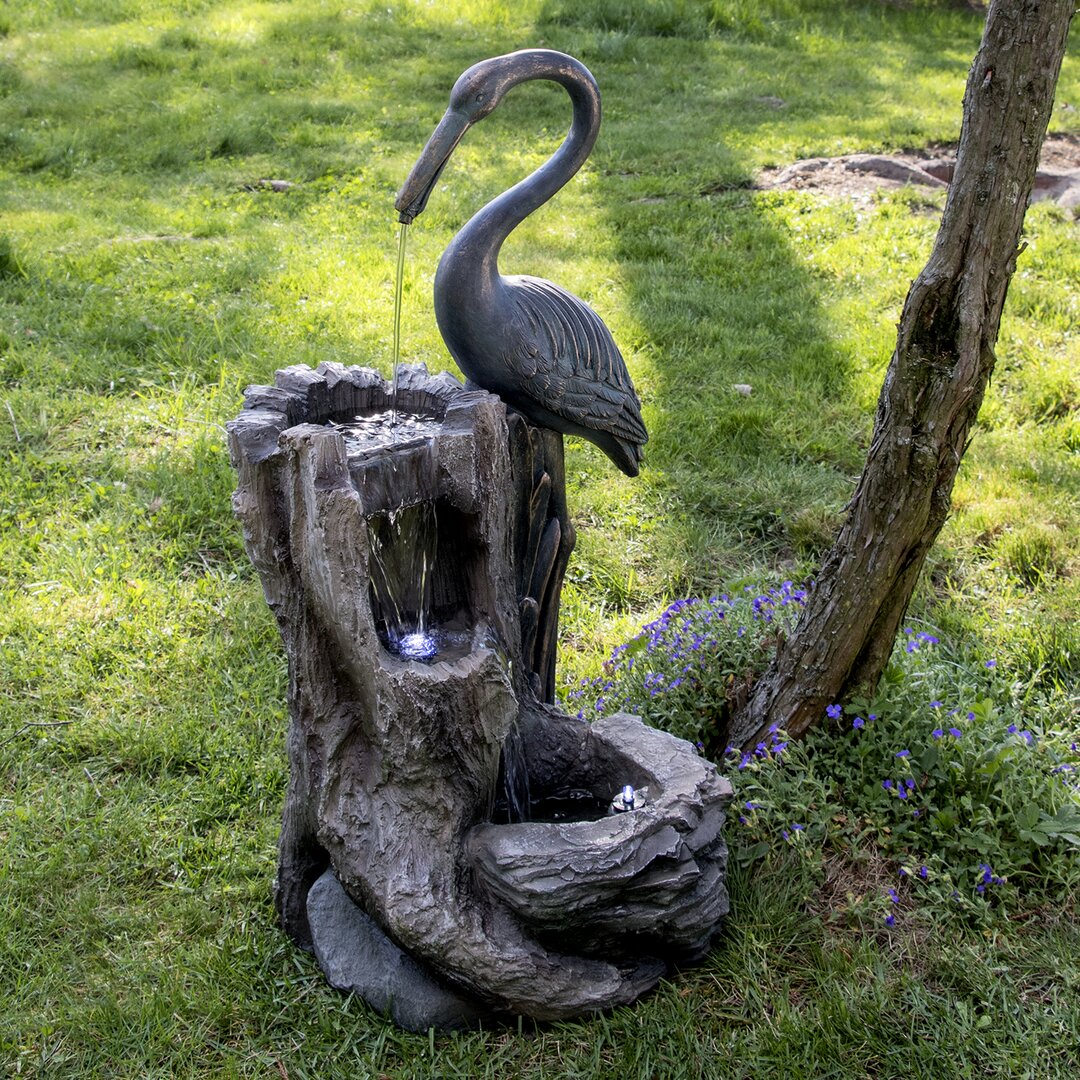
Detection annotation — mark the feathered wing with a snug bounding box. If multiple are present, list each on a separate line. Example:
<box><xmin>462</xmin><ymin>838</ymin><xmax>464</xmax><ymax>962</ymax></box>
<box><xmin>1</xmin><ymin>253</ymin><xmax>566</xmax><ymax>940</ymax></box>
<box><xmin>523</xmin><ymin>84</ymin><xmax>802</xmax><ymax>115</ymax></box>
<box><xmin>504</xmin><ymin>275</ymin><xmax>647</xmax><ymax>451</ymax></box>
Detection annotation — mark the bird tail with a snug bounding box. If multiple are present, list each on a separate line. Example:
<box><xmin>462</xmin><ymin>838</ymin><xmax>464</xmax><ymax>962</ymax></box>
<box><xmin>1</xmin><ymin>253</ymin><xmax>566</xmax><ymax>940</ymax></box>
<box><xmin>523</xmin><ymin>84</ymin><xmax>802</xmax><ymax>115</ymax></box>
<box><xmin>608</xmin><ymin>435</ymin><xmax>644</xmax><ymax>477</ymax></box>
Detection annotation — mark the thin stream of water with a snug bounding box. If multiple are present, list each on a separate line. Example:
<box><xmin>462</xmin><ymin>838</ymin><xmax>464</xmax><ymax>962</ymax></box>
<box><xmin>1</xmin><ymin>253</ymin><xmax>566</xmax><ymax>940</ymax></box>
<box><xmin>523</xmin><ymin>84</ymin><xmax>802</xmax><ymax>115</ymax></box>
<box><xmin>390</xmin><ymin>221</ymin><xmax>409</xmax><ymax>433</ymax></box>
<box><xmin>367</xmin><ymin>502</ymin><xmax>442</xmax><ymax>661</ymax></box>
<box><xmin>500</xmin><ymin>720</ymin><xmax>531</xmax><ymax>825</ymax></box>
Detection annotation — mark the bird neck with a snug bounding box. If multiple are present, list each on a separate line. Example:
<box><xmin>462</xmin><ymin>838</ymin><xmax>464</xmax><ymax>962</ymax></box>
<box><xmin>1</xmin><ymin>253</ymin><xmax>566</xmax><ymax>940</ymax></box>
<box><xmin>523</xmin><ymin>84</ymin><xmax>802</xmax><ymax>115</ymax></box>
<box><xmin>455</xmin><ymin>56</ymin><xmax>601</xmax><ymax>285</ymax></box>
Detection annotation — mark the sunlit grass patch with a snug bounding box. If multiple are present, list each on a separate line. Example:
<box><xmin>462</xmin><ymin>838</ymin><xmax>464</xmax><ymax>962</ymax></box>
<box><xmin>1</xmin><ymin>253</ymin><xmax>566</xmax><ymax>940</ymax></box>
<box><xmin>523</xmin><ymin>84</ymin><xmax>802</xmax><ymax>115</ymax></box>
<box><xmin>1</xmin><ymin>0</ymin><xmax>1079</xmax><ymax>1075</ymax></box>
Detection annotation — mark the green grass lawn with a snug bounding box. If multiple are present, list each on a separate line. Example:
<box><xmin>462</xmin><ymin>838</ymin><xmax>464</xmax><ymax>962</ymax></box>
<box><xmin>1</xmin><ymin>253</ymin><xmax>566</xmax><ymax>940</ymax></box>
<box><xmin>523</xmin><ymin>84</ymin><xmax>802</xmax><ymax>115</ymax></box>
<box><xmin>1</xmin><ymin>1</ymin><xmax>1078</xmax><ymax>1075</ymax></box>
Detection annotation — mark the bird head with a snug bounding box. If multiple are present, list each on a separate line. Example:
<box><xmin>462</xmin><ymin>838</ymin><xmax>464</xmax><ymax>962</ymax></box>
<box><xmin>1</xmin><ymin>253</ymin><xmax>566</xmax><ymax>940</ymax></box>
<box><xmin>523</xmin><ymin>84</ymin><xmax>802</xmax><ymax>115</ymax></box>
<box><xmin>394</xmin><ymin>57</ymin><xmax>515</xmax><ymax>225</ymax></box>
<box><xmin>394</xmin><ymin>50</ymin><xmax>580</xmax><ymax>224</ymax></box>
<box><xmin>446</xmin><ymin>55</ymin><xmax>518</xmax><ymax>123</ymax></box>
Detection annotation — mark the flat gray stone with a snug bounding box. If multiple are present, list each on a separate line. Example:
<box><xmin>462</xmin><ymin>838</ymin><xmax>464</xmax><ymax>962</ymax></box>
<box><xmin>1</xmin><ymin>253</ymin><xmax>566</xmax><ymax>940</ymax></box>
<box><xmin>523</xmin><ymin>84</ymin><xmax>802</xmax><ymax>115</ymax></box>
<box><xmin>306</xmin><ymin>870</ymin><xmax>497</xmax><ymax>1032</ymax></box>
<box><xmin>843</xmin><ymin>154</ymin><xmax>947</xmax><ymax>188</ymax></box>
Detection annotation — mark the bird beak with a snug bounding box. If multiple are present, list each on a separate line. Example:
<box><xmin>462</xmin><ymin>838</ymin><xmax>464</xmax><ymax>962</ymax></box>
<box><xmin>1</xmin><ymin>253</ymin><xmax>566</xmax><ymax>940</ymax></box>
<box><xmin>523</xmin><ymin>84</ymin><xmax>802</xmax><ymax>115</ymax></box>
<box><xmin>395</xmin><ymin>109</ymin><xmax>471</xmax><ymax>225</ymax></box>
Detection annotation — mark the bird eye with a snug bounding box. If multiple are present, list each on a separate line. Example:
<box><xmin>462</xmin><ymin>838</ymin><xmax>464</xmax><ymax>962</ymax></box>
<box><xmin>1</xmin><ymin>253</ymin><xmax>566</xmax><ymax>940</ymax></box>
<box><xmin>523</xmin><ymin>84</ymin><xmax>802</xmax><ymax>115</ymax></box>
<box><xmin>475</xmin><ymin>92</ymin><xmax>485</xmax><ymax>104</ymax></box>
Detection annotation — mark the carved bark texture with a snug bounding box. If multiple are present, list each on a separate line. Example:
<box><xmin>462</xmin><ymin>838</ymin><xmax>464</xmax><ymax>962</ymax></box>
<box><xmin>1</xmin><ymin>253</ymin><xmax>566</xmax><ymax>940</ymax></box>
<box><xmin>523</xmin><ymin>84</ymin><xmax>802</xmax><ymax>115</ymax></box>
<box><xmin>506</xmin><ymin>414</ymin><xmax>576</xmax><ymax>703</ymax></box>
<box><xmin>730</xmin><ymin>0</ymin><xmax>1075</xmax><ymax>748</ymax></box>
<box><xmin>229</xmin><ymin>363</ymin><xmax>730</xmax><ymax>1023</ymax></box>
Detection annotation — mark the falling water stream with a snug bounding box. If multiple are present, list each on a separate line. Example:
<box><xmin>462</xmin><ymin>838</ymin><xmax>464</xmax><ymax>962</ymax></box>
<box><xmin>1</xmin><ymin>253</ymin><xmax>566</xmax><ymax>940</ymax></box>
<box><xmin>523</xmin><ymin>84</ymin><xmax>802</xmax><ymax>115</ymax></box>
<box><xmin>390</xmin><ymin>221</ymin><xmax>409</xmax><ymax>432</ymax></box>
<box><xmin>367</xmin><ymin>502</ymin><xmax>441</xmax><ymax>661</ymax></box>
<box><xmin>499</xmin><ymin>719</ymin><xmax>531</xmax><ymax>824</ymax></box>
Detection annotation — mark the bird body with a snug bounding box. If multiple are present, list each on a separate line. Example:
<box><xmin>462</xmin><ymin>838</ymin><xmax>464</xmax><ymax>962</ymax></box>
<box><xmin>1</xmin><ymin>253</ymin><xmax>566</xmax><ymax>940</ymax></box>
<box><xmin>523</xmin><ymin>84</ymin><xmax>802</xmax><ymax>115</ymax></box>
<box><xmin>395</xmin><ymin>49</ymin><xmax>647</xmax><ymax>476</ymax></box>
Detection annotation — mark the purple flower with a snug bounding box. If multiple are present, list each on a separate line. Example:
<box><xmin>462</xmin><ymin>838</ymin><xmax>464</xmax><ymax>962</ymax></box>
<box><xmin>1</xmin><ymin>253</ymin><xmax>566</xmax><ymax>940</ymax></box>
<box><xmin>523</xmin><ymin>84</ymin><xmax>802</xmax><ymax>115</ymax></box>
<box><xmin>885</xmin><ymin>913</ymin><xmax>896</xmax><ymax>927</ymax></box>
<box><xmin>918</xmin><ymin>865</ymin><xmax>929</xmax><ymax>880</ymax></box>
<box><xmin>949</xmin><ymin>727</ymin><xmax>963</xmax><ymax>739</ymax></box>
<box><xmin>1020</xmin><ymin>730</ymin><xmax>1034</xmax><ymax>746</ymax></box>
<box><xmin>853</xmin><ymin>716</ymin><xmax>865</xmax><ymax>730</ymax></box>
<box><xmin>826</xmin><ymin>704</ymin><xmax>842</xmax><ymax>720</ymax></box>
<box><xmin>898</xmin><ymin>788</ymin><xmax>908</xmax><ymax>800</ymax></box>
<box><xmin>905</xmin><ymin>779</ymin><xmax>915</xmax><ymax>790</ymax></box>
<box><xmin>966</xmin><ymin>711</ymin><xmax>975</xmax><ymax>721</ymax></box>
<box><xmin>932</xmin><ymin>728</ymin><xmax>944</xmax><ymax>740</ymax></box>
<box><xmin>883</xmin><ymin>779</ymin><xmax>894</xmax><ymax>790</ymax></box>
<box><xmin>895</xmin><ymin>749</ymin><xmax>910</xmax><ymax>758</ymax></box>
<box><xmin>985</xmin><ymin>659</ymin><xmax>997</xmax><ymax>669</ymax></box>
<box><xmin>930</xmin><ymin>701</ymin><xmax>943</xmax><ymax>709</ymax></box>
<box><xmin>1007</xmin><ymin>725</ymin><xmax>1017</xmax><ymax>735</ymax></box>
<box><xmin>868</xmin><ymin>714</ymin><xmax>878</xmax><ymax>722</ymax></box>
<box><xmin>888</xmin><ymin>889</ymin><xmax>900</xmax><ymax>904</ymax></box>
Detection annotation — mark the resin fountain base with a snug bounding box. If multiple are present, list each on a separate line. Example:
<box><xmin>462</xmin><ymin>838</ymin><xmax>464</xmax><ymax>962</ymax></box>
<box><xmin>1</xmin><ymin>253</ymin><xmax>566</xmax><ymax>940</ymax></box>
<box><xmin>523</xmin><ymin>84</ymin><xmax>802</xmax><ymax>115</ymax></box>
<box><xmin>228</xmin><ymin>363</ymin><xmax>731</xmax><ymax>1029</ymax></box>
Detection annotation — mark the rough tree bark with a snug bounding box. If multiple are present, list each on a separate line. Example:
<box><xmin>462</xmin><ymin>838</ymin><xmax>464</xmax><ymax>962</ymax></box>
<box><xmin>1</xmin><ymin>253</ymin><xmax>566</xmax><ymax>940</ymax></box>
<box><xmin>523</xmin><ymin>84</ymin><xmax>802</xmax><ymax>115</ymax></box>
<box><xmin>729</xmin><ymin>0</ymin><xmax>1074</xmax><ymax>748</ymax></box>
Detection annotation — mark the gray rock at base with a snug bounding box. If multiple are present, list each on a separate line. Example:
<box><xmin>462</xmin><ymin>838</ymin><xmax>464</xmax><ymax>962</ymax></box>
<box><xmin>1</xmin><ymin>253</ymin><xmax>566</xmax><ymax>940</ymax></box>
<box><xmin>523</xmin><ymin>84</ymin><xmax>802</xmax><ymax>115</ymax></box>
<box><xmin>307</xmin><ymin>870</ymin><xmax>498</xmax><ymax>1032</ymax></box>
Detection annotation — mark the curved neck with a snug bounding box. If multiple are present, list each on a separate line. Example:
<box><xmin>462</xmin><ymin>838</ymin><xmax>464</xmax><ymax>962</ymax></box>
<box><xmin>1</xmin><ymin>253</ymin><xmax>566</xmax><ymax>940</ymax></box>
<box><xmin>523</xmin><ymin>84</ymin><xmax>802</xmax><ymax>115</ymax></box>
<box><xmin>455</xmin><ymin>56</ymin><xmax>600</xmax><ymax>282</ymax></box>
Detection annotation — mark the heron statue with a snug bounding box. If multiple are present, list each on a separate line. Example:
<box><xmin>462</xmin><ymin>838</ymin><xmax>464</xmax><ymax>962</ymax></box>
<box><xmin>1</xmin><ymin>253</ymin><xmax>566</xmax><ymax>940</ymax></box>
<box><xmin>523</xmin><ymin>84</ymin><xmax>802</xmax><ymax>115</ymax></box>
<box><xmin>395</xmin><ymin>49</ymin><xmax>647</xmax><ymax>476</ymax></box>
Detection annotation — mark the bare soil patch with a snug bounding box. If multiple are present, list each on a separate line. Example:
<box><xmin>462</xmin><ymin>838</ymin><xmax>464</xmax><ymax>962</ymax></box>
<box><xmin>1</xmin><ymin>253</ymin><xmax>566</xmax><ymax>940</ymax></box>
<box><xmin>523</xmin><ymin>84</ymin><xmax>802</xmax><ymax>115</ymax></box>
<box><xmin>758</xmin><ymin>134</ymin><xmax>1080</xmax><ymax>208</ymax></box>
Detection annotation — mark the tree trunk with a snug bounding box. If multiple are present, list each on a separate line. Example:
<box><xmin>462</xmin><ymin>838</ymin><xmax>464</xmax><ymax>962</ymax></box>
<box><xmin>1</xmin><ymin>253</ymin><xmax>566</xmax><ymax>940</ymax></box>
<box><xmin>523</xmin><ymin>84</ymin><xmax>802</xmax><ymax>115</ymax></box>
<box><xmin>729</xmin><ymin>0</ymin><xmax>1074</xmax><ymax>748</ymax></box>
<box><xmin>229</xmin><ymin>363</ymin><xmax>732</xmax><ymax>1025</ymax></box>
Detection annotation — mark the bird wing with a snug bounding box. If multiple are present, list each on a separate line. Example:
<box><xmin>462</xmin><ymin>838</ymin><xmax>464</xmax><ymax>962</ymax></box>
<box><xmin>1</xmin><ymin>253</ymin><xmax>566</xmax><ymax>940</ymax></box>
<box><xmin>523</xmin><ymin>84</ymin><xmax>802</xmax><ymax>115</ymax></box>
<box><xmin>504</xmin><ymin>275</ymin><xmax>647</xmax><ymax>446</ymax></box>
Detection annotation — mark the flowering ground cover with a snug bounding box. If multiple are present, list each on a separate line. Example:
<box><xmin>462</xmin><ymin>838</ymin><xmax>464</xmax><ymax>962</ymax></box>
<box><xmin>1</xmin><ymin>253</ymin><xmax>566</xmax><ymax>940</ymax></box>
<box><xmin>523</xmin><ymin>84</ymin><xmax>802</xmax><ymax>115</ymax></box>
<box><xmin>1</xmin><ymin>1</ymin><xmax>1077</xmax><ymax>1075</ymax></box>
<box><xmin>575</xmin><ymin>589</ymin><xmax>1079</xmax><ymax>928</ymax></box>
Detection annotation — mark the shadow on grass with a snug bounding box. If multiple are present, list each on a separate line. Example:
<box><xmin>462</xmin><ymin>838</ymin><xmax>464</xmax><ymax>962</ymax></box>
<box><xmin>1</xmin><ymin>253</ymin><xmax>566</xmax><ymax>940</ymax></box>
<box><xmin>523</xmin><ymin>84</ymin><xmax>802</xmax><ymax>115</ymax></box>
<box><xmin>536</xmin><ymin>1</ymin><xmax>985</xmax><ymax>590</ymax></box>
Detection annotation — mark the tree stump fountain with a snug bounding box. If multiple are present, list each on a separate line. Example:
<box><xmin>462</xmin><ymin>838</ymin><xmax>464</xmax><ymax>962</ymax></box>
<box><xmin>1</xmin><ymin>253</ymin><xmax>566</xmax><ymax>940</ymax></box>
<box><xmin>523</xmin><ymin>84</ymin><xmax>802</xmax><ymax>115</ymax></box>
<box><xmin>228</xmin><ymin>362</ymin><xmax>732</xmax><ymax>1029</ymax></box>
